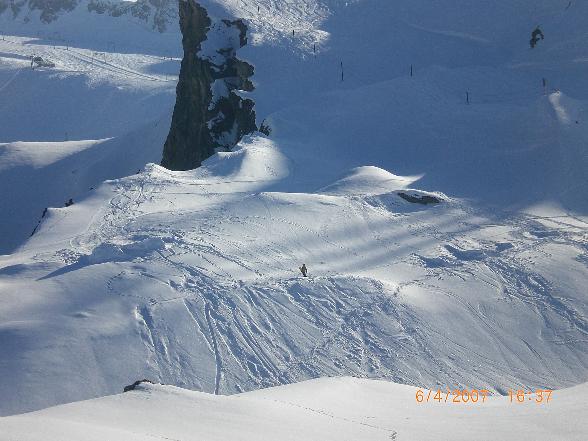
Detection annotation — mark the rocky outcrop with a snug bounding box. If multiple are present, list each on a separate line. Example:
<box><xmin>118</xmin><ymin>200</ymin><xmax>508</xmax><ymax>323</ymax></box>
<box><xmin>87</xmin><ymin>0</ymin><xmax>176</xmax><ymax>32</ymax></box>
<box><xmin>0</xmin><ymin>0</ymin><xmax>176</xmax><ymax>31</ymax></box>
<box><xmin>161</xmin><ymin>0</ymin><xmax>256</xmax><ymax>171</ymax></box>
<box><xmin>0</xmin><ymin>0</ymin><xmax>77</xmax><ymax>22</ymax></box>
<box><xmin>398</xmin><ymin>192</ymin><xmax>442</xmax><ymax>205</ymax></box>
<box><xmin>123</xmin><ymin>379</ymin><xmax>155</xmax><ymax>392</ymax></box>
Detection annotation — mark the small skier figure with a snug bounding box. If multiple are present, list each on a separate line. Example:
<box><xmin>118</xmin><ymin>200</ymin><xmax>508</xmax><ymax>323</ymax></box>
<box><xmin>299</xmin><ymin>263</ymin><xmax>308</xmax><ymax>277</ymax></box>
<box><xmin>530</xmin><ymin>26</ymin><xmax>544</xmax><ymax>48</ymax></box>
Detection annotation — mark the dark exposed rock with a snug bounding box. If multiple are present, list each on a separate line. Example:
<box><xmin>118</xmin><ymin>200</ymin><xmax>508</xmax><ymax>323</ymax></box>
<box><xmin>397</xmin><ymin>192</ymin><xmax>442</xmax><ymax>205</ymax></box>
<box><xmin>31</xmin><ymin>0</ymin><xmax>77</xmax><ymax>22</ymax></box>
<box><xmin>259</xmin><ymin>119</ymin><xmax>272</xmax><ymax>136</ymax></box>
<box><xmin>30</xmin><ymin>207</ymin><xmax>48</xmax><ymax>237</ymax></box>
<box><xmin>160</xmin><ymin>0</ymin><xmax>212</xmax><ymax>171</ymax></box>
<box><xmin>161</xmin><ymin>0</ymin><xmax>257</xmax><ymax>171</ymax></box>
<box><xmin>0</xmin><ymin>0</ymin><xmax>176</xmax><ymax>31</ymax></box>
<box><xmin>222</xmin><ymin>18</ymin><xmax>248</xmax><ymax>47</ymax></box>
<box><xmin>530</xmin><ymin>26</ymin><xmax>544</xmax><ymax>49</ymax></box>
<box><xmin>87</xmin><ymin>0</ymin><xmax>176</xmax><ymax>32</ymax></box>
<box><xmin>32</xmin><ymin>56</ymin><xmax>55</xmax><ymax>68</ymax></box>
<box><xmin>0</xmin><ymin>0</ymin><xmax>78</xmax><ymax>22</ymax></box>
<box><xmin>123</xmin><ymin>379</ymin><xmax>155</xmax><ymax>393</ymax></box>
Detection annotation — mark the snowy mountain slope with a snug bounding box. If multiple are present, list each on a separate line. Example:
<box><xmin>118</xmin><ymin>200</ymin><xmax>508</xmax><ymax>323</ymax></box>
<box><xmin>0</xmin><ymin>34</ymin><xmax>178</xmax><ymax>142</ymax></box>
<box><xmin>1</xmin><ymin>0</ymin><xmax>587</xmax><ymax>252</ymax></box>
<box><xmin>1</xmin><ymin>136</ymin><xmax>586</xmax><ymax>416</ymax></box>
<box><xmin>0</xmin><ymin>18</ymin><xmax>180</xmax><ymax>252</ymax></box>
<box><xmin>267</xmin><ymin>72</ymin><xmax>588</xmax><ymax>208</ymax></box>
<box><xmin>1</xmin><ymin>378</ymin><xmax>587</xmax><ymax>441</ymax></box>
<box><xmin>0</xmin><ymin>117</ymin><xmax>170</xmax><ymax>252</ymax></box>
<box><xmin>0</xmin><ymin>0</ymin><xmax>587</xmax><ymax>422</ymax></box>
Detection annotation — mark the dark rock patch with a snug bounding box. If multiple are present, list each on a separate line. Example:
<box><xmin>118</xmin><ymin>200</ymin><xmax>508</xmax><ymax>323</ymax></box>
<box><xmin>0</xmin><ymin>0</ymin><xmax>176</xmax><ymax>31</ymax></box>
<box><xmin>123</xmin><ymin>379</ymin><xmax>155</xmax><ymax>393</ymax></box>
<box><xmin>161</xmin><ymin>0</ymin><xmax>257</xmax><ymax>171</ymax></box>
<box><xmin>397</xmin><ymin>192</ymin><xmax>442</xmax><ymax>205</ymax></box>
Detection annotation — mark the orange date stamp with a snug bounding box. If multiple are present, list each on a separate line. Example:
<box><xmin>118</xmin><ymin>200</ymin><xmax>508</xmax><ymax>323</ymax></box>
<box><xmin>415</xmin><ymin>388</ymin><xmax>553</xmax><ymax>404</ymax></box>
<box><xmin>416</xmin><ymin>388</ymin><xmax>489</xmax><ymax>404</ymax></box>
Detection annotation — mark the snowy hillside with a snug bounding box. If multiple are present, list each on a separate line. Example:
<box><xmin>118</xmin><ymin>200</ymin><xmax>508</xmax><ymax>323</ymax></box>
<box><xmin>0</xmin><ymin>0</ymin><xmax>587</xmax><ymax>434</ymax></box>
<box><xmin>2</xmin><ymin>377</ymin><xmax>587</xmax><ymax>441</ymax></box>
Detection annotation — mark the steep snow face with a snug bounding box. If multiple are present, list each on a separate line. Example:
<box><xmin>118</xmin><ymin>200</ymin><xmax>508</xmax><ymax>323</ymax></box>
<box><xmin>0</xmin><ymin>8</ymin><xmax>180</xmax><ymax>253</ymax></box>
<box><xmin>0</xmin><ymin>378</ymin><xmax>587</xmax><ymax>441</ymax></box>
<box><xmin>0</xmin><ymin>119</ymin><xmax>171</xmax><ymax>252</ymax></box>
<box><xmin>0</xmin><ymin>0</ymin><xmax>587</xmax><ymax>420</ymax></box>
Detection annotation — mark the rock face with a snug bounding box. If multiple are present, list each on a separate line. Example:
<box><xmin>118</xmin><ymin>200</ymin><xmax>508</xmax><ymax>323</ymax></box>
<box><xmin>161</xmin><ymin>0</ymin><xmax>256</xmax><ymax>171</ymax></box>
<box><xmin>0</xmin><ymin>0</ymin><xmax>78</xmax><ymax>22</ymax></box>
<box><xmin>0</xmin><ymin>0</ymin><xmax>176</xmax><ymax>31</ymax></box>
<box><xmin>87</xmin><ymin>0</ymin><xmax>176</xmax><ymax>32</ymax></box>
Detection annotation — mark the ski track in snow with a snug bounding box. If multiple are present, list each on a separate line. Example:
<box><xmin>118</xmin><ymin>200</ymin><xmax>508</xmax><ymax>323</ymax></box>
<box><xmin>204</xmin><ymin>302</ymin><xmax>223</xmax><ymax>395</ymax></box>
<box><xmin>1</xmin><ymin>0</ymin><xmax>588</xmax><ymax>418</ymax></box>
<box><xmin>0</xmin><ymin>35</ymin><xmax>178</xmax><ymax>88</ymax></box>
<box><xmin>12</xmin><ymin>160</ymin><xmax>584</xmax><ymax>403</ymax></box>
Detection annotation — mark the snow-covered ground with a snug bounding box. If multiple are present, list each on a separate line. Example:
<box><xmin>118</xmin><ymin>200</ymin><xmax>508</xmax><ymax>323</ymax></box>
<box><xmin>1</xmin><ymin>377</ymin><xmax>587</xmax><ymax>441</ymax></box>
<box><xmin>0</xmin><ymin>0</ymin><xmax>587</xmax><ymax>437</ymax></box>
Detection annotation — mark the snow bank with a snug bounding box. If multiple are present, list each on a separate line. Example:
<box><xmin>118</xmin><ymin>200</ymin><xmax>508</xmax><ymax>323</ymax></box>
<box><xmin>0</xmin><ymin>377</ymin><xmax>586</xmax><ymax>441</ymax></box>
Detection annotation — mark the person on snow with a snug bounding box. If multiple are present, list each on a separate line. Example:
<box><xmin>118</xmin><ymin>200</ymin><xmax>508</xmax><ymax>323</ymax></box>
<box><xmin>530</xmin><ymin>26</ymin><xmax>544</xmax><ymax>48</ymax></box>
<box><xmin>299</xmin><ymin>264</ymin><xmax>308</xmax><ymax>277</ymax></box>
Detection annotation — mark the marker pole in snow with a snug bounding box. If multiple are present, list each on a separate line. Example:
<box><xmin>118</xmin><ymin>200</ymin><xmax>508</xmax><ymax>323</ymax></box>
<box><xmin>466</xmin><ymin>91</ymin><xmax>470</xmax><ymax>104</ymax></box>
<box><xmin>341</xmin><ymin>61</ymin><xmax>344</xmax><ymax>82</ymax></box>
<box><xmin>410</xmin><ymin>64</ymin><xmax>413</xmax><ymax>77</ymax></box>
<box><xmin>542</xmin><ymin>78</ymin><xmax>547</xmax><ymax>95</ymax></box>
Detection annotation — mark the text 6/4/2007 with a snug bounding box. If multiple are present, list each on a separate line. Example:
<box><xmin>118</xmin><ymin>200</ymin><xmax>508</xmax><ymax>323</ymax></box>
<box><xmin>416</xmin><ymin>389</ymin><xmax>489</xmax><ymax>404</ymax></box>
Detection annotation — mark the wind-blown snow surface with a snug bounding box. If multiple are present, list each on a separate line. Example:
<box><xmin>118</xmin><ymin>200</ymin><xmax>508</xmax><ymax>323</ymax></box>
<box><xmin>1</xmin><ymin>378</ymin><xmax>587</xmax><ymax>441</ymax></box>
<box><xmin>1</xmin><ymin>0</ymin><xmax>588</xmax><ymax>422</ymax></box>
